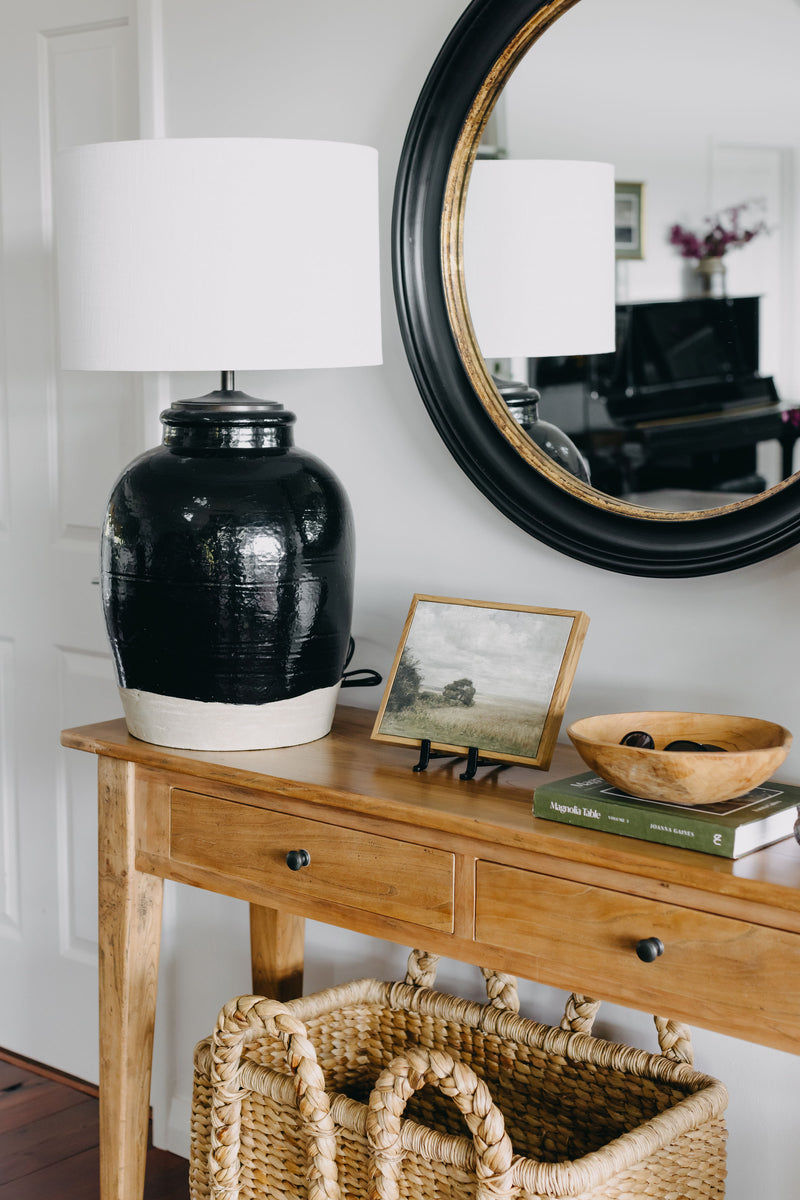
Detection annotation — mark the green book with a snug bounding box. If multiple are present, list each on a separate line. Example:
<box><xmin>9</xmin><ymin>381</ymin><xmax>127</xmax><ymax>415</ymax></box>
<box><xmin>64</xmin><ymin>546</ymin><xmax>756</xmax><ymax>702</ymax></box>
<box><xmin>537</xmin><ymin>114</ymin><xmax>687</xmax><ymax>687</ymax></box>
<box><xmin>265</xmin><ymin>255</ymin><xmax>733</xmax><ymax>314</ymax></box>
<box><xmin>532</xmin><ymin>771</ymin><xmax>800</xmax><ymax>858</ymax></box>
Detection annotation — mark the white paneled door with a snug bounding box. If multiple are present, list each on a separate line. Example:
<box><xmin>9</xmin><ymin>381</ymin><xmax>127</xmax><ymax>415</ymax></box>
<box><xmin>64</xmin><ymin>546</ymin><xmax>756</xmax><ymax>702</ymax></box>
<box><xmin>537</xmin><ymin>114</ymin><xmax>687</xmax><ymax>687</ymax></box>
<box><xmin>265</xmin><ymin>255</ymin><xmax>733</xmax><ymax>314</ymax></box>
<box><xmin>0</xmin><ymin>1</ymin><xmax>144</xmax><ymax>1082</ymax></box>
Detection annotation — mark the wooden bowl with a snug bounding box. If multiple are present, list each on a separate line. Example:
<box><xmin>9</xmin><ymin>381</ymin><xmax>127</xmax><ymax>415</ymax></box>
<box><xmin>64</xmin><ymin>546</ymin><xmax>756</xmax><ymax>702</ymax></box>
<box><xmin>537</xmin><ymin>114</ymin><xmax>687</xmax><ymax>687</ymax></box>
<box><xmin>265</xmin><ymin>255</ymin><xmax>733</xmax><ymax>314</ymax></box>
<box><xmin>566</xmin><ymin>711</ymin><xmax>792</xmax><ymax>805</ymax></box>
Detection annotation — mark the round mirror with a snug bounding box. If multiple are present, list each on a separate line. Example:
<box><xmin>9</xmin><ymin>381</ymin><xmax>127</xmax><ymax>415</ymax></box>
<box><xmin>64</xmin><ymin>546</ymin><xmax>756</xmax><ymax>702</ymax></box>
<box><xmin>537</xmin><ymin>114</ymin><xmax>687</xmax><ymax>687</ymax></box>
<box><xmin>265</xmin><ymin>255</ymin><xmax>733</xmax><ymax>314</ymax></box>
<box><xmin>392</xmin><ymin>0</ymin><xmax>800</xmax><ymax>576</ymax></box>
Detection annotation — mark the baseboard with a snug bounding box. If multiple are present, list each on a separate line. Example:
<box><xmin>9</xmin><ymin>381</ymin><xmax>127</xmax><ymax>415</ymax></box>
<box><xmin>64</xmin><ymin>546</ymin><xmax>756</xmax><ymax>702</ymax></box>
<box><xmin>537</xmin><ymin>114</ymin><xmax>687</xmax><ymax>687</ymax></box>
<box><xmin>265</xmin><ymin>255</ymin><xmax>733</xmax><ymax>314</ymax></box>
<box><xmin>0</xmin><ymin>1045</ymin><xmax>99</xmax><ymax>1099</ymax></box>
<box><xmin>0</xmin><ymin>1045</ymin><xmax>156</xmax><ymax>1134</ymax></box>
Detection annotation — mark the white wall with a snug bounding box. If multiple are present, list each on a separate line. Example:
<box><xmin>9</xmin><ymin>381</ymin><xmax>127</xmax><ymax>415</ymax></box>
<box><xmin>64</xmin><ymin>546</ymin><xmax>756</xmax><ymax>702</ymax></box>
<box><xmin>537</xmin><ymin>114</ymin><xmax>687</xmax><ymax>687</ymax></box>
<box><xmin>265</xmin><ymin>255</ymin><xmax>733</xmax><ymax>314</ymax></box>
<box><xmin>146</xmin><ymin>3</ymin><xmax>800</xmax><ymax>1197</ymax></box>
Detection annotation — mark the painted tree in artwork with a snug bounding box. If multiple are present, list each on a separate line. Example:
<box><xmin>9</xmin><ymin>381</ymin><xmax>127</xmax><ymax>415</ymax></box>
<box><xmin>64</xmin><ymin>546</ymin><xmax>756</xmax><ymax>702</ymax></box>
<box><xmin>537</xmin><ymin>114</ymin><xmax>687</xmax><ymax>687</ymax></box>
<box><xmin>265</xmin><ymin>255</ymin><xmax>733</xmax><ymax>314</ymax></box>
<box><xmin>387</xmin><ymin>651</ymin><xmax>422</xmax><ymax>711</ymax></box>
<box><xmin>442</xmin><ymin>677</ymin><xmax>476</xmax><ymax>707</ymax></box>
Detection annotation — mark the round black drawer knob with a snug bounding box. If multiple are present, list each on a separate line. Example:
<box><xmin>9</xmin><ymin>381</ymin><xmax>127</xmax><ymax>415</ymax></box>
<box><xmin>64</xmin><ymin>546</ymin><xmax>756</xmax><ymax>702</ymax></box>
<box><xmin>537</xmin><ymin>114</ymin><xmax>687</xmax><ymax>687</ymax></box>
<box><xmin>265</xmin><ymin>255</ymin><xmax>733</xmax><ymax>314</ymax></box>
<box><xmin>636</xmin><ymin>937</ymin><xmax>665</xmax><ymax>962</ymax></box>
<box><xmin>285</xmin><ymin>849</ymin><xmax>311</xmax><ymax>871</ymax></box>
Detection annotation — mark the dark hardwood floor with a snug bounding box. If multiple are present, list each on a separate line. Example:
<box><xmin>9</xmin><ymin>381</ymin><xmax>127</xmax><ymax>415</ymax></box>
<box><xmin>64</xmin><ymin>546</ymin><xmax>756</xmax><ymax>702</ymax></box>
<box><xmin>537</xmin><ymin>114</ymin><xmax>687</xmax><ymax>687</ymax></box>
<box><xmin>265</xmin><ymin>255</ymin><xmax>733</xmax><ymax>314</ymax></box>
<box><xmin>0</xmin><ymin>1051</ymin><xmax>189</xmax><ymax>1199</ymax></box>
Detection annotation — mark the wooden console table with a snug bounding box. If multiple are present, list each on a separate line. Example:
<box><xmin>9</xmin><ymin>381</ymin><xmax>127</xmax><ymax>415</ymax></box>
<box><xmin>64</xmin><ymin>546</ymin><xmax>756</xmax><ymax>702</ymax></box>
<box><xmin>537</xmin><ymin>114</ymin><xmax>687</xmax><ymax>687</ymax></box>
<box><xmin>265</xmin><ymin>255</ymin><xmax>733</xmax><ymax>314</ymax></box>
<box><xmin>61</xmin><ymin>705</ymin><xmax>800</xmax><ymax>1200</ymax></box>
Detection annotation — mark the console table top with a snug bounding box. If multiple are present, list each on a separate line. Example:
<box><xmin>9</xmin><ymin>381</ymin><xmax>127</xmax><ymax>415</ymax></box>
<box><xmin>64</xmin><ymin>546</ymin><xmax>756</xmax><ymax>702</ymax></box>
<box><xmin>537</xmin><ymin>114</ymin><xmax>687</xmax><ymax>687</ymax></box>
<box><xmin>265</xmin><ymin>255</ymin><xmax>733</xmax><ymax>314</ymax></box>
<box><xmin>62</xmin><ymin>703</ymin><xmax>800</xmax><ymax>922</ymax></box>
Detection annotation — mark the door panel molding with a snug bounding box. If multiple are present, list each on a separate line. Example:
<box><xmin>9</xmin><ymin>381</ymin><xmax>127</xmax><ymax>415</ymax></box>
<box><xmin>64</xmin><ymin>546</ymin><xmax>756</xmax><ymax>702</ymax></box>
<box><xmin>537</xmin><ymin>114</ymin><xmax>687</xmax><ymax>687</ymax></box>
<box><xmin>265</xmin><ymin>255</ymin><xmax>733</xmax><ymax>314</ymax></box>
<box><xmin>56</xmin><ymin>645</ymin><xmax>117</xmax><ymax>962</ymax></box>
<box><xmin>39</xmin><ymin>19</ymin><xmax>141</xmax><ymax>544</ymax></box>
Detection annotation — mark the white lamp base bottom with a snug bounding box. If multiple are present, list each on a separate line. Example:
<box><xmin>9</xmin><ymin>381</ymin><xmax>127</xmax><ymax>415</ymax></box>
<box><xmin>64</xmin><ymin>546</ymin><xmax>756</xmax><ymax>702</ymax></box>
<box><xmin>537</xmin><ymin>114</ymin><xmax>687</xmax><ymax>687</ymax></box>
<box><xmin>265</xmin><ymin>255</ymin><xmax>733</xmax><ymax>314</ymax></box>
<box><xmin>118</xmin><ymin>681</ymin><xmax>342</xmax><ymax>751</ymax></box>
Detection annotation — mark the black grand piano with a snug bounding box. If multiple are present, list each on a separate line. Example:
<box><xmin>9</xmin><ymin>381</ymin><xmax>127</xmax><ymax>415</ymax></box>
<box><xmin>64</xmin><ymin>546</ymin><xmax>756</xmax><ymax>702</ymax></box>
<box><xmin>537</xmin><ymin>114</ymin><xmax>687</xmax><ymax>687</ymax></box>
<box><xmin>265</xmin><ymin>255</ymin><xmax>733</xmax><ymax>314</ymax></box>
<box><xmin>533</xmin><ymin>295</ymin><xmax>800</xmax><ymax>501</ymax></box>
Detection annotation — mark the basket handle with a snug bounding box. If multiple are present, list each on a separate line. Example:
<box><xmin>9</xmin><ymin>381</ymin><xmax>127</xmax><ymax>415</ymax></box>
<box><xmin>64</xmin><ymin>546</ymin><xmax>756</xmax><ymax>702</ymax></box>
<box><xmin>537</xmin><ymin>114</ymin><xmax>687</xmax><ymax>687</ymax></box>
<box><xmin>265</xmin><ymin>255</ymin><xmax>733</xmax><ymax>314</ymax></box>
<box><xmin>404</xmin><ymin>949</ymin><xmax>519</xmax><ymax>1013</ymax></box>
<box><xmin>209</xmin><ymin>994</ymin><xmax>341</xmax><ymax>1200</ymax></box>
<box><xmin>366</xmin><ymin>1046</ymin><xmax>515</xmax><ymax>1200</ymax></box>
<box><xmin>406</xmin><ymin>957</ymin><xmax>692</xmax><ymax>1061</ymax></box>
<box><xmin>561</xmin><ymin>993</ymin><xmax>694</xmax><ymax>1065</ymax></box>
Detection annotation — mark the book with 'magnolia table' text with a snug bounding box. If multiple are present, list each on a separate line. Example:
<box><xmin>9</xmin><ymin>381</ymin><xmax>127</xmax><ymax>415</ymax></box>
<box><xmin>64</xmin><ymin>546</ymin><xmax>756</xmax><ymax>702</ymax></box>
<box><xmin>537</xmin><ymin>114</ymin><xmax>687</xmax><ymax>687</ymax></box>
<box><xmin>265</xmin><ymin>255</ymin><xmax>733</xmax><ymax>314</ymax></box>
<box><xmin>532</xmin><ymin>771</ymin><xmax>800</xmax><ymax>858</ymax></box>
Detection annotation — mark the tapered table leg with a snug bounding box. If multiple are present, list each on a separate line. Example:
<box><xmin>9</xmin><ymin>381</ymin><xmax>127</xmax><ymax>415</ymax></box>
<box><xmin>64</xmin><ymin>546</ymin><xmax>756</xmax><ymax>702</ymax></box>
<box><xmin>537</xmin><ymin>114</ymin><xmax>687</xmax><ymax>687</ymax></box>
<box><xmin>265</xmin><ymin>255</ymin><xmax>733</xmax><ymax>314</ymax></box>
<box><xmin>249</xmin><ymin>904</ymin><xmax>305</xmax><ymax>1000</ymax></box>
<box><xmin>98</xmin><ymin>756</ymin><xmax>163</xmax><ymax>1200</ymax></box>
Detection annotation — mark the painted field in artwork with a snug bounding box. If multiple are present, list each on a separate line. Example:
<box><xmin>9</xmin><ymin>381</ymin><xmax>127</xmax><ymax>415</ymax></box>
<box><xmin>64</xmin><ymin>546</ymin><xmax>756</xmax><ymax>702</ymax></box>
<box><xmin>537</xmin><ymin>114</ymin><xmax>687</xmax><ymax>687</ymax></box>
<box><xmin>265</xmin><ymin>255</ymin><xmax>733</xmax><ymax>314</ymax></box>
<box><xmin>378</xmin><ymin>690</ymin><xmax>548</xmax><ymax>758</ymax></box>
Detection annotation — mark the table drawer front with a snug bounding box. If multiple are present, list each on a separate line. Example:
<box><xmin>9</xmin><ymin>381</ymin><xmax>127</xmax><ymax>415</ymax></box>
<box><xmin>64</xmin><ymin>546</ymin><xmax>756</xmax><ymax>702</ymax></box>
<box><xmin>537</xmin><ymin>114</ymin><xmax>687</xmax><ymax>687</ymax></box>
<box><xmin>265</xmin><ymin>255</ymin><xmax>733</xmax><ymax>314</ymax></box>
<box><xmin>475</xmin><ymin>861</ymin><xmax>800</xmax><ymax>1038</ymax></box>
<box><xmin>171</xmin><ymin>789</ymin><xmax>454</xmax><ymax>932</ymax></box>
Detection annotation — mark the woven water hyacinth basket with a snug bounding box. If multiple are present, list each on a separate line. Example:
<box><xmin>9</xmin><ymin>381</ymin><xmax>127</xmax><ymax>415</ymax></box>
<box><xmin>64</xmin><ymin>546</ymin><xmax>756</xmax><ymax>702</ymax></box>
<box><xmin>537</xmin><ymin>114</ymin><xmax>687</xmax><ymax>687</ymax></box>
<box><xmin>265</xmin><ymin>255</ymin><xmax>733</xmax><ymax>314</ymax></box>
<box><xmin>190</xmin><ymin>949</ymin><xmax>727</xmax><ymax>1200</ymax></box>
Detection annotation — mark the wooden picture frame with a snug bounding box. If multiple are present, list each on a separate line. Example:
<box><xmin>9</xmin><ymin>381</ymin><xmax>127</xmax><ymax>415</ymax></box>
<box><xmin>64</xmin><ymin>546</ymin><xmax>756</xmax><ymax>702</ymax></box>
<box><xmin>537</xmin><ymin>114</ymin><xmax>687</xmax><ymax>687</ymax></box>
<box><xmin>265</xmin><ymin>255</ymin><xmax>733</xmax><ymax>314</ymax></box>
<box><xmin>371</xmin><ymin>595</ymin><xmax>589</xmax><ymax>770</ymax></box>
<box><xmin>615</xmin><ymin>181</ymin><xmax>645</xmax><ymax>259</ymax></box>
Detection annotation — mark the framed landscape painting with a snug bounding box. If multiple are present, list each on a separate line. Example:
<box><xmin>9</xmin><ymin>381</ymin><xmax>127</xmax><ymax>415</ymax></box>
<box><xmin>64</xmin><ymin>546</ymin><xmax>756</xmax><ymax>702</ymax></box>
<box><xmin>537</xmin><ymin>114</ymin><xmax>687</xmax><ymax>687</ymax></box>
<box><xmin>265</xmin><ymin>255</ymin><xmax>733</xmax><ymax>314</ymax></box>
<box><xmin>372</xmin><ymin>595</ymin><xmax>589</xmax><ymax>770</ymax></box>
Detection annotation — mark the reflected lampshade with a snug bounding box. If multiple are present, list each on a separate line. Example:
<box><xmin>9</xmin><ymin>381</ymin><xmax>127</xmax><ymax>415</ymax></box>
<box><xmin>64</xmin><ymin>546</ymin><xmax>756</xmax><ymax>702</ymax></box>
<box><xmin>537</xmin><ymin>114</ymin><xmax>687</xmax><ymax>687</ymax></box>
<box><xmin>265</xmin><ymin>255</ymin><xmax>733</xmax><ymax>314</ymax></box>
<box><xmin>463</xmin><ymin>159</ymin><xmax>615</xmax><ymax>359</ymax></box>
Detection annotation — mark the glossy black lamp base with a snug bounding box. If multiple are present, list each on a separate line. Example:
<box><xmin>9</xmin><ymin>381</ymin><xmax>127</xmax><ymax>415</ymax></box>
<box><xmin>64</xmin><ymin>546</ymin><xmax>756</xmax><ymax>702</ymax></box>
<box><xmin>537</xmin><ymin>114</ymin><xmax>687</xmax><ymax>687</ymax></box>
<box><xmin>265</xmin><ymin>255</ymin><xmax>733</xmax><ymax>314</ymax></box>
<box><xmin>101</xmin><ymin>385</ymin><xmax>354</xmax><ymax>750</ymax></box>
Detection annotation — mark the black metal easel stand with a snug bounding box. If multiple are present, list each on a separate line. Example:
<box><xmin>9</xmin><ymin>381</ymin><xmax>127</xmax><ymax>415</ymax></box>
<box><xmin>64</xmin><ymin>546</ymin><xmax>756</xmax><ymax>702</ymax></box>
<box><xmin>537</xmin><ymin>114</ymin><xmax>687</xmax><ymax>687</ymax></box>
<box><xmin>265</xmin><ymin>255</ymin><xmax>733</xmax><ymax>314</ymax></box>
<box><xmin>412</xmin><ymin>739</ymin><xmax>498</xmax><ymax>781</ymax></box>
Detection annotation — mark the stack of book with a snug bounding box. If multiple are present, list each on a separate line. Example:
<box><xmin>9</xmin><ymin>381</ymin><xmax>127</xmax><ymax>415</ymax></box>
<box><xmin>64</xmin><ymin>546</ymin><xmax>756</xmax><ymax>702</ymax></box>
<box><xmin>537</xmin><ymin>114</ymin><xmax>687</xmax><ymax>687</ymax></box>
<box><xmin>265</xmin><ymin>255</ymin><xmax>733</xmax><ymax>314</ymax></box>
<box><xmin>532</xmin><ymin>771</ymin><xmax>800</xmax><ymax>859</ymax></box>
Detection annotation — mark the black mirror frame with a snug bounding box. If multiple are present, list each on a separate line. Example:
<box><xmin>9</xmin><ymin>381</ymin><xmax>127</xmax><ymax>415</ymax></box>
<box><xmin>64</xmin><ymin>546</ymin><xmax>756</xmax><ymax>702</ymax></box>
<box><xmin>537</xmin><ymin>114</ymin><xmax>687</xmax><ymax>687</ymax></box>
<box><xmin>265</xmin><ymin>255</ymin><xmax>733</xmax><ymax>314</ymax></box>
<box><xmin>391</xmin><ymin>0</ymin><xmax>800</xmax><ymax>577</ymax></box>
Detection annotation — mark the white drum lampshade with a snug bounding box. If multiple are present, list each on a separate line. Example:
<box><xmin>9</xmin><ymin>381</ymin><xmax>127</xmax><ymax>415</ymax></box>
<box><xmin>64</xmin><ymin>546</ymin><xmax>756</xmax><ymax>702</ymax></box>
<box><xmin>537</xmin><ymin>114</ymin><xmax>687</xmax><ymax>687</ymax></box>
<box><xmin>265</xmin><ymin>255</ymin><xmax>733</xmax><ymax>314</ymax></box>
<box><xmin>55</xmin><ymin>137</ymin><xmax>381</xmax><ymax>371</ymax></box>
<box><xmin>54</xmin><ymin>138</ymin><xmax>382</xmax><ymax>752</ymax></box>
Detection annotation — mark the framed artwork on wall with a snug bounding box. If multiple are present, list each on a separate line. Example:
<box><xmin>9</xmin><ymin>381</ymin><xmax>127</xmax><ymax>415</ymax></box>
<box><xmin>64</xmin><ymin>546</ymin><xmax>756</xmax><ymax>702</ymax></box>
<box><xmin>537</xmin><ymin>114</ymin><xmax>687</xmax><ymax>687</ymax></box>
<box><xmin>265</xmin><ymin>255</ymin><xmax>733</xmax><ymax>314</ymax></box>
<box><xmin>615</xmin><ymin>181</ymin><xmax>646</xmax><ymax>259</ymax></box>
<box><xmin>372</xmin><ymin>595</ymin><xmax>589</xmax><ymax>770</ymax></box>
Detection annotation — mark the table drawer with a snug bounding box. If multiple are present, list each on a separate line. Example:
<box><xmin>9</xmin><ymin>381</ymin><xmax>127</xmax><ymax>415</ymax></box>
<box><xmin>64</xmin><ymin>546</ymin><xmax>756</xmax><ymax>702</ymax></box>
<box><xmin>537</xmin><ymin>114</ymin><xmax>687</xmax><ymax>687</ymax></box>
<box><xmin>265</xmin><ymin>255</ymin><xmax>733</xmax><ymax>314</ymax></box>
<box><xmin>171</xmin><ymin>789</ymin><xmax>454</xmax><ymax>932</ymax></box>
<box><xmin>475</xmin><ymin>861</ymin><xmax>800</xmax><ymax>1040</ymax></box>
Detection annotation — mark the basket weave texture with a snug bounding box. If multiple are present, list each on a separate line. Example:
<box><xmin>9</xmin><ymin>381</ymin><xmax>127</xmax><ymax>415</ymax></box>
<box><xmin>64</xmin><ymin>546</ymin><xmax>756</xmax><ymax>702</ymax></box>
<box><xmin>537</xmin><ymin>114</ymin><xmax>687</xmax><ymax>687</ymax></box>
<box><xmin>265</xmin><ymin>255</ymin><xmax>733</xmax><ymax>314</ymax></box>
<box><xmin>190</xmin><ymin>950</ymin><xmax>727</xmax><ymax>1200</ymax></box>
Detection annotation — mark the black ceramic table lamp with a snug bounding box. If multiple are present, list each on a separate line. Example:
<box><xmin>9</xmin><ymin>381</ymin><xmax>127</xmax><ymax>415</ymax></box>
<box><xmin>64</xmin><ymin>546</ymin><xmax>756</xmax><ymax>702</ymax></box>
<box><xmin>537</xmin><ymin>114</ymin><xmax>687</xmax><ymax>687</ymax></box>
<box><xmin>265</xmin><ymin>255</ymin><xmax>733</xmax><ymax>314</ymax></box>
<box><xmin>54</xmin><ymin>138</ymin><xmax>381</xmax><ymax>751</ymax></box>
<box><xmin>463</xmin><ymin>159</ymin><xmax>616</xmax><ymax>481</ymax></box>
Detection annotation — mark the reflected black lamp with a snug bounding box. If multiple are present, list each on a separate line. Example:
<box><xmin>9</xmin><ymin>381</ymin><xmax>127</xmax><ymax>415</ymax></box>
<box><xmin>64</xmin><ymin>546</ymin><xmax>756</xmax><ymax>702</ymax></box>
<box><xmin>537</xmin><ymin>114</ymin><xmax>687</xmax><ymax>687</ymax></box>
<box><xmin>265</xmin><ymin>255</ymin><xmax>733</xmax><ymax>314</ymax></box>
<box><xmin>464</xmin><ymin>159</ymin><xmax>616</xmax><ymax>483</ymax></box>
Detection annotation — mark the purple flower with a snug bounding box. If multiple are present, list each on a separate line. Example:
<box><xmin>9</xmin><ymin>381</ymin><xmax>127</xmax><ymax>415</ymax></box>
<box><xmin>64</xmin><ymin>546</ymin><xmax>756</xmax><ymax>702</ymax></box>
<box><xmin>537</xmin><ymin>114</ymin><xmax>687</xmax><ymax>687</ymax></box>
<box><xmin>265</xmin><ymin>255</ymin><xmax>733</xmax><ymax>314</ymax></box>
<box><xmin>668</xmin><ymin>201</ymin><xmax>768</xmax><ymax>260</ymax></box>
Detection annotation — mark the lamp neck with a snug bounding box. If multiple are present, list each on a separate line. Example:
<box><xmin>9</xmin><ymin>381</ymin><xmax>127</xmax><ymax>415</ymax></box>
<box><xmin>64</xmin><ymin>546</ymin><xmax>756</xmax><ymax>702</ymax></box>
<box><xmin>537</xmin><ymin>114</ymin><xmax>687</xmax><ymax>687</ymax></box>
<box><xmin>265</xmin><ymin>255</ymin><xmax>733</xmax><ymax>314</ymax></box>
<box><xmin>491</xmin><ymin>373</ymin><xmax>541</xmax><ymax>427</ymax></box>
<box><xmin>162</xmin><ymin>406</ymin><xmax>295</xmax><ymax>451</ymax></box>
<box><xmin>162</xmin><ymin>371</ymin><xmax>295</xmax><ymax>450</ymax></box>
<box><xmin>167</xmin><ymin>370</ymin><xmax>284</xmax><ymax>415</ymax></box>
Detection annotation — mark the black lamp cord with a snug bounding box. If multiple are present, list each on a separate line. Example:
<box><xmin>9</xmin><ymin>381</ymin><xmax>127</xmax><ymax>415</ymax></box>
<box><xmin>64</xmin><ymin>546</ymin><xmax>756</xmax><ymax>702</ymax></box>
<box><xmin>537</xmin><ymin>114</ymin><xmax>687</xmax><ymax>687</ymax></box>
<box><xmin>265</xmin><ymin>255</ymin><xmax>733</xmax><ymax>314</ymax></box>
<box><xmin>340</xmin><ymin>637</ymin><xmax>382</xmax><ymax>689</ymax></box>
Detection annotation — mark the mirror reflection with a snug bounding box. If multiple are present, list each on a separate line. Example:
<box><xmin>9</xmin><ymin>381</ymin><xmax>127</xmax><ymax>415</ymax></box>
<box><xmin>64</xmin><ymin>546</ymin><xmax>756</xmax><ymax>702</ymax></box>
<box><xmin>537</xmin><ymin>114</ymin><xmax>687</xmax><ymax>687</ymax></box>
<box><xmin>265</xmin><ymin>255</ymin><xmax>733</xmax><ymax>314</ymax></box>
<box><xmin>468</xmin><ymin>0</ymin><xmax>800</xmax><ymax>513</ymax></box>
